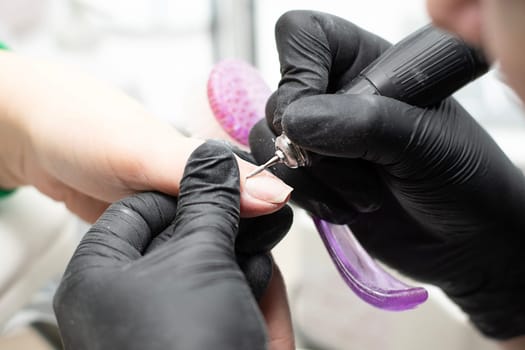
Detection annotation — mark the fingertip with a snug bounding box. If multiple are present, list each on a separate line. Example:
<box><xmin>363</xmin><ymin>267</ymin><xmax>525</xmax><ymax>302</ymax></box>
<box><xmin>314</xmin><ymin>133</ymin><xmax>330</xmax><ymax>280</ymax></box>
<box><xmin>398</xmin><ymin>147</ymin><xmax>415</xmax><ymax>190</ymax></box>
<box><xmin>239</xmin><ymin>197</ymin><xmax>285</xmax><ymax>218</ymax></box>
<box><xmin>237</xmin><ymin>205</ymin><xmax>293</xmax><ymax>253</ymax></box>
<box><xmin>243</xmin><ymin>175</ymin><xmax>293</xmax><ymax>205</ymax></box>
<box><xmin>239</xmin><ymin>183</ymin><xmax>291</xmax><ymax>218</ymax></box>
<box><xmin>249</xmin><ymin>119</ymin><xmax>279</xmax><ymax>166</ymax></box>
<box><xmin>179</xmin><ymin>140</ymin><xmax>241</xmax><ymax>201</ymax></box>
<box><xmin>173</xmin><ymin>140</ymin><xmax>243</xmax><ymax>240</ymax></box>
<box><xmin>238</xmin><ymin>159</ymin><xmax>293</xmax><ymax>217</ymax></box>
<box><xmin>238</xmin><ymin>253</ymin><xmax>273</xmax><ymax>300</ymax></box>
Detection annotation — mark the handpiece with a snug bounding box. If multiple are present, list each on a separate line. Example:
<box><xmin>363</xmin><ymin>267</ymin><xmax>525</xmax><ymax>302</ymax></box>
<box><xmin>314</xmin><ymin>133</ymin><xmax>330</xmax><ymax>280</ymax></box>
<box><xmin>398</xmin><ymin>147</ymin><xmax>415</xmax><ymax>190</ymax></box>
<box><xmin>207</xmin><ymin>25</ymin><xmax>490</xmax><ymax>311</ymax></box>
<box><xmin>247</xmin><ymin>24</ymin><xmax>489</xmax><ymax>178</ymax></box>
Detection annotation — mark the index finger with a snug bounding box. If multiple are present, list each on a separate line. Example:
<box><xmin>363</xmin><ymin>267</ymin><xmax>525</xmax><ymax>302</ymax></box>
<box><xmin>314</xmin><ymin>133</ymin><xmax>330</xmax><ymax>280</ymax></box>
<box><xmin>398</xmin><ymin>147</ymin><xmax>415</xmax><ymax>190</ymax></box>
<box><xmin>270</xmin><ymin>10</ymin><xmax>391</xmax><ymax>132</ymax></box>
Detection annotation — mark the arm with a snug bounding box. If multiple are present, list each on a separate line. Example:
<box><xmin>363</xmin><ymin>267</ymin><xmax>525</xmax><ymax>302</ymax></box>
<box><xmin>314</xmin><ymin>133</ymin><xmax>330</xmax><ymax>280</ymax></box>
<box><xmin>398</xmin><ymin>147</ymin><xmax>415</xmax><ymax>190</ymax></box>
<box><xmin>250</xmin><ymin>10</ymin><xmax>525</xmax><ymax>343</ymax></box>
<box><xmin>0</xmin><ymin>51</ymin><xmax>292</xmax><ymax>221</ymax></box>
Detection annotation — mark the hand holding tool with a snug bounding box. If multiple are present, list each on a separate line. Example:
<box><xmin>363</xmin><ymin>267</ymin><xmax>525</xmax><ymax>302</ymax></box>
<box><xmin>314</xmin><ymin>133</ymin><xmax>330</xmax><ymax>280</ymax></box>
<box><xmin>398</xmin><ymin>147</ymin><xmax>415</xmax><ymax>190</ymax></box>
<box><xmin>249</xmin><ymin>24</ymin><xmax>488</xmax><ymax>177</ymax></box>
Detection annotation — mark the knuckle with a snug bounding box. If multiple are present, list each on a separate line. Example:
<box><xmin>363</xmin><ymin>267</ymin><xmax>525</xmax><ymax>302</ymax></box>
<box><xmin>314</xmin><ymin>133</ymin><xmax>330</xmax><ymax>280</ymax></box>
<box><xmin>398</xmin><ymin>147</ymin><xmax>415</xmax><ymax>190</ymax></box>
<box><xmin>354</xmin><ymin>95</ymin><xmax>385</xmax><ymax>135</ymax></box>
<box><xmin>275</xmin><ymin>10</ymin><xmax>310</xmax><ymax>34</ymax></box>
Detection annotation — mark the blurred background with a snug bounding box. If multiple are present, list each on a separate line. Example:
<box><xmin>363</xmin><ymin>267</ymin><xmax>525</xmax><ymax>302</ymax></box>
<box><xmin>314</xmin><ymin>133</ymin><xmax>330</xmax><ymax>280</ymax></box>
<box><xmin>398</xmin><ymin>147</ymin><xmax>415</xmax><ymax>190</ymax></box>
<box><xmin>0</xmin><ymin>0</ymin><xmax>523</xmax><ymax>349</ymax></box>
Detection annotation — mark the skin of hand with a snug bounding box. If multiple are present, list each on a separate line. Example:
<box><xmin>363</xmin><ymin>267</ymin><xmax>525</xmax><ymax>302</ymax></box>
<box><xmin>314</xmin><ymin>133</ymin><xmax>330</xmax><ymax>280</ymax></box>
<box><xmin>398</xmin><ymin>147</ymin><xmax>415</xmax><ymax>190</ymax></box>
<box><xmin>249</xmin><ymin>10</ymin><xmax>525</xmax><ymax>341</ymax></box>
<box><xmin>426</xmin><ymin>0</ymin><xmax>525</xmax><ymax>101</ymax></box>
<box><xmin>0</xmin><ymin>51</ymin><xmax>292</xmax><ymax>222</ymax></box>
<box><xmin>260</xmin><ymin>263</ymin><xmax>295</xmax><ymax>350</ymax></box>
<box><xmin>54</xmin><ymin>141</ymin><xmax>294</xmax><ymax>350</ymax></box>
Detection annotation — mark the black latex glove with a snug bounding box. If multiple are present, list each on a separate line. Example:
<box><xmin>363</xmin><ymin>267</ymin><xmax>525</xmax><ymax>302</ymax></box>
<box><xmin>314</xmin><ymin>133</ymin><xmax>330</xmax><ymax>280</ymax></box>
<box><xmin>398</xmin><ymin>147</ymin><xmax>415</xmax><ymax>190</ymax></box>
<box><xmin>200</xmin><ymin>140</ymin><xmax>293</xmax><ymax>299</ymax></box>
<box><xmin>54</xmin><ymin>141</ymin><xmax>292</xmax><ymax>350</ymax></box>
<box><xmin>250</xmin><ymin>10</ymin><xmax>525</xmax><ymax>339</ymax></box>
<box><xmin>226</xmin><ymin>141</ymin><xmax>293</xmax><ymax>299</ymax></box>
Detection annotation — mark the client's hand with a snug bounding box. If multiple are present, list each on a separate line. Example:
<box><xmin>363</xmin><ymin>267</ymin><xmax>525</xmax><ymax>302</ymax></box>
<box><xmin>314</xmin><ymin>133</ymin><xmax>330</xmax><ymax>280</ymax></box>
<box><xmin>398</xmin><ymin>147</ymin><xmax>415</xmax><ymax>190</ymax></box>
<box><xmin>0</xmin><ymin>52</ymin><xmax>292</xmax><ymax>222</ymax></box>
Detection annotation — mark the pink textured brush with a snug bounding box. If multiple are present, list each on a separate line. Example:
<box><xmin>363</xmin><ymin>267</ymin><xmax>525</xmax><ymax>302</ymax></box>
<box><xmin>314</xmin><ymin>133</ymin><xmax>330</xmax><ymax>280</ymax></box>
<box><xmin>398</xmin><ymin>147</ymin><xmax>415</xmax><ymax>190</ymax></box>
<box><xmin>207</xmin><ymin>59</ymin><xmax>272</xmax><ymax>146</ymax></box>
<box><xmin>207</xmin><ymin>59</ymin><xmax>428</xmax><ymax>311</ymax></box>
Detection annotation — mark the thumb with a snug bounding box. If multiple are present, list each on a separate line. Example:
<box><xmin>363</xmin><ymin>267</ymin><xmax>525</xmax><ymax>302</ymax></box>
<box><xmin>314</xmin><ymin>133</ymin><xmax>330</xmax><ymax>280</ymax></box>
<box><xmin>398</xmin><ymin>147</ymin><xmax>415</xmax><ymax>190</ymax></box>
<box><xmin>282</xmin><ymin>94</ymin><xmax>422</xmax><ymax>165</ymax></box>
<box><xmin>68</xmin><ymin>192</ymin><xmax>178</xmax><ymax>268</ymax></box>
<box><xmin>170</xmin><ymin>140</ymin><xmax>241</xmax><ymax>247</ymax></box>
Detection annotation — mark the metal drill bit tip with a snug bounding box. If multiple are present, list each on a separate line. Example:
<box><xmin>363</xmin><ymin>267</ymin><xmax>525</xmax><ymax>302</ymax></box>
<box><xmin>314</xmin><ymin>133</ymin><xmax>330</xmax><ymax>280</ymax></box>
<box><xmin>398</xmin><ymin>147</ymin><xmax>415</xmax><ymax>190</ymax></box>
<box><xmin>246</xmin><ymin>155</ymin><xmax>282</xmax><ymax>179</ymax></box>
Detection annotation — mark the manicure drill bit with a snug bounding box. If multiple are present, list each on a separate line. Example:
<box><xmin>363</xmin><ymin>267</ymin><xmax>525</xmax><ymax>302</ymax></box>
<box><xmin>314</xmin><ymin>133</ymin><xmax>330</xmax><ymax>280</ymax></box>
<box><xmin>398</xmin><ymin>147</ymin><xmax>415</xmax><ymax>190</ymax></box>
<box><xmin>246</xmin><ymin>134</ymin><xmax>311</xmax><ymax>179</ymax></box>
<box><xmin>246</xmin><ymin>152</ymin><xmax>284</xmax><ymax>178</ymax></box>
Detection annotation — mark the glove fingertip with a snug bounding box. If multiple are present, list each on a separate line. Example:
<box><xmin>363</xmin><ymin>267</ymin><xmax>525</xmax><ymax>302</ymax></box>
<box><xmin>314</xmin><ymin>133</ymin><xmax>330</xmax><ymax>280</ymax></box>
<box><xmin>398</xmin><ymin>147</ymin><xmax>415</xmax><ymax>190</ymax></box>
<box><xmin>264</xmin><ymin>91</ymin><xmax>281</xmax><ymax>134</ymax></box>
<box><xmin>236</xmin><ymin>205</ymin><xmax>293</xmax><ymax>254</ymax></box>
<box><xmin>249</xmin><ymin>119</ymin><xmax>279</xmax><ymax>167</ymax></box>
<box><xmin>174</xmin><ymin>140</ymin><xmax>241</xmax><ymax>241</ymax></box>
<box><xmin>238</xmin><ymin>253</ymin><xmax>273</xmax><ymax>301</ymax></box>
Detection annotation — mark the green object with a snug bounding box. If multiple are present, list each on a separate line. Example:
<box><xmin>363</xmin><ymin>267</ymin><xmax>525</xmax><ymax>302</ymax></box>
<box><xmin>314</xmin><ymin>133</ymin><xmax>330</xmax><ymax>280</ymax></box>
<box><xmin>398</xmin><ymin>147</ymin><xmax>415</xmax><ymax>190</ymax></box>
<box><xmin>0</xmin><ymin>41</ymin><xmax>14</xmax><ymax>199</ymax></box>
<box><xmin>0</xmin><ymin>188</ymin><xmax>15</xmax><ymax>198</ymax></box>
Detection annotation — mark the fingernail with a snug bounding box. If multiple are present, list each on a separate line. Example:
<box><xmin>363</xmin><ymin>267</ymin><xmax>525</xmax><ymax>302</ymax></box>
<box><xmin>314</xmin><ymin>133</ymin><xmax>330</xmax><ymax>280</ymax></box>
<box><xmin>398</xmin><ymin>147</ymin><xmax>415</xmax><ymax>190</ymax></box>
<box><xmin>244</xmin><ymin>175</ymin><xmax>293</xmax><ymax>204</ymax></box>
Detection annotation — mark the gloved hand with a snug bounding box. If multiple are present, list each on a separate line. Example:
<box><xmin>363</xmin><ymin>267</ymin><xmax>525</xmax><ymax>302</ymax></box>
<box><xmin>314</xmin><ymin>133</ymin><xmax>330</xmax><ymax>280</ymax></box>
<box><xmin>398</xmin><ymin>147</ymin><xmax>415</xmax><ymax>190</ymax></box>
<box><xmin>54</xmin><ymin>140</ymin><xmax>292</xmax><ymax>350</ymax></box>
<box><xmin>250</xmin><ymin>10</ymin><xmax>525</xmax><ymax>339</ymax></box>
